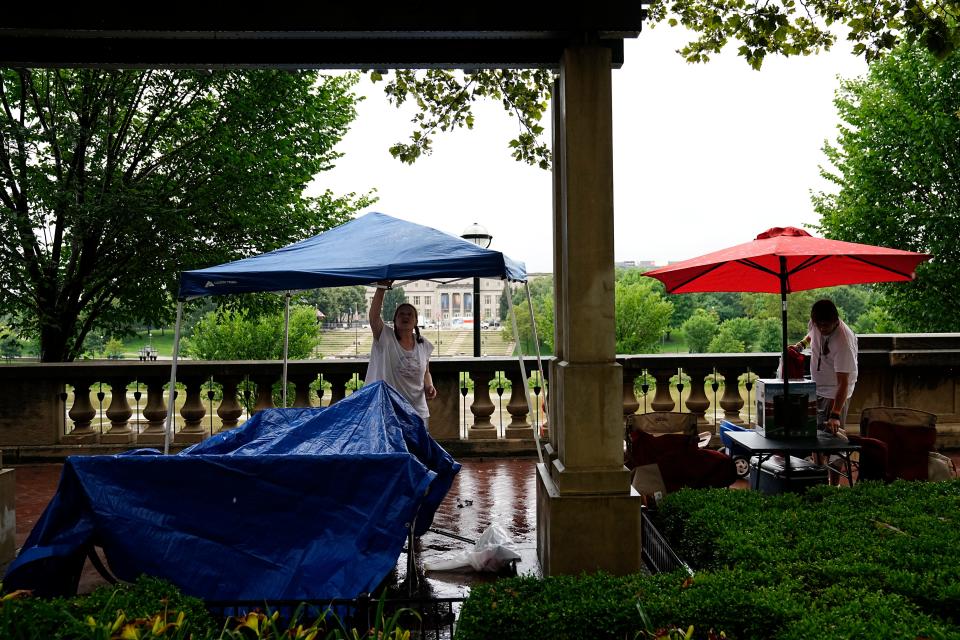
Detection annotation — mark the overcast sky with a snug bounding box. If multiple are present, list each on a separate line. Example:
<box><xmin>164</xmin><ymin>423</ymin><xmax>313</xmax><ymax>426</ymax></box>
<box><xmin>311</xmin><ymin>26</ymin><xmax>868</xmax><ymax>273</ymax></box>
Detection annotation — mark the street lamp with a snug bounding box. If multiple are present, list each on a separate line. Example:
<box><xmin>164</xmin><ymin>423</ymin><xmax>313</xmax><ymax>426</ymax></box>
<box><xmin>461</xmin><ymin>223</ymin><xmax>492</xmax><ymax>358</ymax></box>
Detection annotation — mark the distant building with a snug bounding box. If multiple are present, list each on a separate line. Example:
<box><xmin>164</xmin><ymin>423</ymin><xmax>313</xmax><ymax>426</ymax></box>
<box><xmin>364</xmin><ymin>278</ymin><xmax>506</xmax><ymax>326</ymax></box>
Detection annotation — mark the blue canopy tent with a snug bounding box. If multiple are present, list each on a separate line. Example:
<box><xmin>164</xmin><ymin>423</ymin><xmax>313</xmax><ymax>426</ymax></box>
<box><xmin>165</xmin><ymin>212</ymin><xmax>535</xmax><ymax>455</ymax></box>
<box><xmin>4</xmin><ymin>382</ymin><xmax>461</xmax><ymax>600</ymax></box>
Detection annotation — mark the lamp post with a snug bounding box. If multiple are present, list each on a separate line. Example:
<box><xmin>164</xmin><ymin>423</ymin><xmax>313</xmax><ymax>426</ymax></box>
<box><xmin>461</xmin><ymin>223</ymin><xmax>492</xmax><ymax>358</ymax></box>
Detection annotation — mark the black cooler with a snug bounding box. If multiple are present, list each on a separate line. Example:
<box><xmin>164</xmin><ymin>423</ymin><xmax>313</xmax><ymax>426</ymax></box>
<box><xmin>749</xmin><ymin>455</ymin><xmax>828</xmax><ymax>495</ymax></box>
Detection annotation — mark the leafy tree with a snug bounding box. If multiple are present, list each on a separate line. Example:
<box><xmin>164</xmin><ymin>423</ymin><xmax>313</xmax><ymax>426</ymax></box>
<box><xmin>719</xmin><ymin>316</ymin><xmax>760</xmax><ymax>351</ymax></box>
<box><xmin>0</xmin><ymin>327</ymin><xmax>22</xmax><ymax>359</ymax></box>
<box><xmin>708</xmin><ymin>325</ymin><xmax>746</xmax><ymax>353</ymax></box>
<box><xmin>381</xmin><ymin>286</ymin><xmax>407</xmax><ymax>322</ymax></box>
<box><xmin>815</xmin><ymin>42</ymin><xmax>960</xmax><ymax>332</ymax></box>
<box><xmin>503</xmin><ymin>278</ymin><xmax>554</xmax><ymax>355</ymax></box>
<box><xmin>681</xmin><ymin>308</ymin><xmax>720</xmax><ymax>353</ymax></box>
<box><xmin>852</xmin><ymin>305</ymin><xmax>901</xmax><ymax>334</ymax></box>
<box><xmin>185</xmin><ymin>306</ymin><xmax>319</xmax><ymax>360</ymax></box>
<box><xmin>372</xmin><ymin>3</ymin><xmax>959</xmax><ymax>169</ymax></box>
<box><xmin>0</xmin><ymin>68</ymin><xmax>370</xmax><ymax>361</ymax></box>
<box><xmin>615</xmin><ymin>276</ymin><xmax>674</xmax><ymax>354</ymax></box>
<box><xmin>757</xmin><ymin>317</ymin><xmax>784</xmax><ymax>352</ymax></box>
<box><xmin>300</xmin><ymin>286</ymin><xmax>367</xmax><ymax>325</ymax></box>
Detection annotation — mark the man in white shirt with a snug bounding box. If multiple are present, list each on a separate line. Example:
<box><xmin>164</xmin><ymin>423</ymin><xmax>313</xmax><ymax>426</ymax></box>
<box><xmin>790</xmin><ymin>299</ymin><xmax>858</xmax><ymax>434</ymax></box>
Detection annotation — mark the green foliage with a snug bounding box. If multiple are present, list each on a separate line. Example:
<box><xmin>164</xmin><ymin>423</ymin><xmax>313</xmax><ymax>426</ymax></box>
<box><xmin>816</xmin><ymin>41</ymin><xmax>960</xmax><ymax>332</ymax></box>
<box><xmin>104</xmin><ymin>337</ymin><xmax>125</xmax><ymax>358</ymax></box>
<box><xmin>504</xmin><ymin>278</ymin><xmax>554</xmax><ymax>355</ymax></box>
<box><xmin>0</xmin><ymin>326</ymin><xmax>23</xmax><ymax>359</ymax></box>
<box><xmin>647</xmin><ymin>0</ymin><xmax>959</xmax><ymax>68</ymax></box>
<box><xmin>381</xmin><ymin>287</ymin><xmax>407</xmax><ymax>322</ymax></box>
<box><xmin>0</xmin><ymin>576</ymin><xmax>418</xmax><ymax>639</ymax></box>
<box><xmin>369</xmin><ymin>6</ymin><xmax>959</xmax><ymax>175</ymax></box>
<box><xmin>706</xmin><ymin>325</ymin><xmax>745</xmax><ymax>353</ymax></box>
<box><xmin>0</xmin><ymin>69</ymin><xmax>371</xmax><ymax>361</ymax></box>
<box><xmin>615</xmin><ymin>271</ymin><xmax>674</xmax><ymax>354</ymax></box>
<box><xmin>681</xmin><ymin>309</ymin><xmax>719</xmax><ymax>353</ymax></box>
<box><xmin>185</xmin><ymin>306</ymin><xmax>319</xmax><ymax>360</ymax></box>
<box><xmin>299</xmin><ymin>287</ymin><xmax>367</xmax><ymax>325</ymax></box>
<box><xmin>458</xmin><ymin>481</ymin><xmax>960</xmax><ymax>640</ymax></box>
<box><xmin>852</xmin><ymin>305</ymin><xmax>900</xmax><ymax>333</ymax></box>
<box><xmin>0</xmin><ymin>576</ymin><xmax>217</xmax><ymax>640</ymax></box>
<box><xmin>374</xmin><ymin>68</ymin><xmax>553</xmax><ymax>169</ymax></box>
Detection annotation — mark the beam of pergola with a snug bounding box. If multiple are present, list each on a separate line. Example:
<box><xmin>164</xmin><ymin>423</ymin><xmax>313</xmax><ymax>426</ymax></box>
<box><xmin>0</xmin><ymin>10</ymin><xmax>645</xmax><ymax>69</ymax></box>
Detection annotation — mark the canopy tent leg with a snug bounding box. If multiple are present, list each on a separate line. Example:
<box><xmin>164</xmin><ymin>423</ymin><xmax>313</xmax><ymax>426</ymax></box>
<box><xmin>282</xmin><ymin>292</ymin><xmax>291</xmax><ymax>408</ymax></box>
<box><xmin>506</xmin><ymin>285</ymin><xmax>544</xmax><ymax>465</ymax></box>
<box><xmin>163</xmin><ymin>301</ymin><xmax>184</xmax><ymax>455</ymax></box>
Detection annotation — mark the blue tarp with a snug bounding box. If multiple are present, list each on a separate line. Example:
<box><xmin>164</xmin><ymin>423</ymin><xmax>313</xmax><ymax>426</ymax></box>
<box><xmin>4</xmin><ymin>382</ymin><xmax>460</xmax><ymax>600</ymax></box>
<box><xmin>178</xmin><ymin>212</ymin><xmax>527</xmax><ymax>299</ymax></box>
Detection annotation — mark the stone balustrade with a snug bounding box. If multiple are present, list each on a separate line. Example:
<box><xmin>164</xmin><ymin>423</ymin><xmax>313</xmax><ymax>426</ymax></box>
<box><xmin>2</xmin><ymin>333</ymin><xmax>959</xmax><ymax>456</ymax></box>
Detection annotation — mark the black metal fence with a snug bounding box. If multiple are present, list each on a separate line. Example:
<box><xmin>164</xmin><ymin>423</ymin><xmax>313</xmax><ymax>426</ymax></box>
<box><xmin>640</xmin><ymin>506</ymin><xmax>693</xmax><ymax>576</ymax></box>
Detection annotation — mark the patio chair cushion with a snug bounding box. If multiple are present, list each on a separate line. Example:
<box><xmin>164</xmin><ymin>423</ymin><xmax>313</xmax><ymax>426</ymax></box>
<box><xmin>625</xmin><ymin>429</ymin><xmax>735</xmax><ymax>492</ymax></box>
<box><xmin>855</xmin><ymin>419</ymin><xmax>937</xmax><ymax>482</ymax></box>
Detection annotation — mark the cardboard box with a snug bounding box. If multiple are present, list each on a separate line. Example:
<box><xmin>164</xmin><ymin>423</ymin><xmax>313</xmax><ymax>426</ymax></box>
<box><xmin>755</xmin><ymin>378</ymin><xmax>817</xmax><ymax>438</ymax></box>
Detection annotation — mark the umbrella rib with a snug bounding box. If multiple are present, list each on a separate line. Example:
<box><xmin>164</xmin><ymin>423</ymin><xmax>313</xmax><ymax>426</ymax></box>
<box><xmin>848</xmin><ymin>255</ymin><xmax>917</xmax><ymax>279</ymax></box>
<box><xmin>737</xmin><ymin>258</ymin><xmax>780</xmax><ymax>278</ymax></box>
<box><xmin>671</xmin><ymin>262</ymin><xmax>729</xmax><ymax>291</ymax></box>
<box><xmin>786</xmin><ymin>255</ymin><xmax>828</xmax><ymax>276</ymax></box>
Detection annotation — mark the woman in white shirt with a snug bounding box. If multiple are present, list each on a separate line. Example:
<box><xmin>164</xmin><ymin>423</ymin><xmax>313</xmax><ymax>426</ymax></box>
<box><xmin>365</xmin><ymin>280</ymin><xmax>437</xmax><ymax>424</ymax></box>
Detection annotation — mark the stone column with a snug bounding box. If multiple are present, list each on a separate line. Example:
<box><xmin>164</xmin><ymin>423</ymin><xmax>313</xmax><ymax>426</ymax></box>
<box><xmin>719</xmin><ymin>367</ymin><xmax>746</xmax><ymax>424</ymax></box>
<box><xmin>504</xmin><ymin>369</ymin><xmax>533</xmax><ymax>440</ymax></box>
<box><xmin>102</xmin><ymin>376</ymin><xmax>135</xmax><ymax>444</ymax></box>
<box><xmin>63</xmin><ymin>380</ymin><xmax>99</xmax><ymax>444</ymax></box>
<box><xmin>683</xmin><ymin>367</ymin><xmax>711</xmax><ymax>428</ymax></box>
<box><xmin>537</xmin><ymin>44</ymin><xmax>641</xmax><ymax>577</ymax></box>
<box><xmin>468</xmin><ymin>371</ymin><xmax>497</xmax><ymax>439</ymax></box>
<box><xmin>175</xmin><ymin>377</ymin><xmax>207</xmax><ymax>444</ymax></box>
<box><xmin>428</xmin><ymin>368</ymin><xmax>461</xmax><ymax>441</ymax></box>
<box><xmin>650</xmin><ymin>368</ymin><xmax>677</xmax><ymax>412</ymax></box>
<box><xmin>217</xmin><ymin>376</ymin><xmax>244</xmax><ymax>430</ymax></box>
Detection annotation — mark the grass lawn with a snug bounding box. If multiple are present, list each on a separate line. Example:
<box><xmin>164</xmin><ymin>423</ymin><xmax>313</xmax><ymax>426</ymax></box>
<box><xmin>121</xmin><ymin>329</ymin><xmax>177</xmax><ymax>357</ymax></box>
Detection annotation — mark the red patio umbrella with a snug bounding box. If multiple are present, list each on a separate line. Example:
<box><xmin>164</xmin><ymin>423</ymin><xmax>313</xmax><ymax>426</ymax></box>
<box><xmin>644</xmin><ymin>226</ymin><xmax>931</xmax><ymax>393</ymax></box>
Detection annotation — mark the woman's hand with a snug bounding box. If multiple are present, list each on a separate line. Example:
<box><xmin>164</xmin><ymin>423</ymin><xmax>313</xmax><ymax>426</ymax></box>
<box><xmin>376</xmin><ymin>279</ymin><xmax>394</xmax><ymax>289</ymax></box>
<box><xmin>424</xmin><ymin>383</ymin><xmax>437</xmax><ymax>400</ymax></box>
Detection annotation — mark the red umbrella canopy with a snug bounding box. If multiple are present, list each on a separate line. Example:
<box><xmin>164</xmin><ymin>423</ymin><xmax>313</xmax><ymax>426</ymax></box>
<box><xmin>644</xmin><ymin>227</ymin><xmax>931</xmax><ymax>294</ymax></box>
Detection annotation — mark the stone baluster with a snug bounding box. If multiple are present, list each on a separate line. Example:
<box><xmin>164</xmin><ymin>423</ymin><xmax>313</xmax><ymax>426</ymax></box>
<box><xmin>325</xmin><ymin>373</ymin><xmax>351</xmax><ymax>405</ymax></box>
<box><xmin>649</xmin><ymin>368</ymin><xmax>677</xmax><ymax>412</ymax></box>
<box><xmin>252</xmin><ymin>375</ymin><xmax>276</xmax><ymax>413</ymax></box>
<box><xmin>176</xmin><ymin>377</ymin><xmax>207</xmax><ymax>444</ymax></box>
<box><xmin>719</xmin><ymin>367</ymin><xmax>746</xmax><ymax>424</ymax></box>
<box><xmin>504</xmin><ymin>370</ymin><xmax>533</xmax><ymax>440</ymax></box>
<box><xmin>102</xmin><ymin>376</ymin><xmax>135</xmax><ymax>444</ymax></box>
<box><xmin>64</xmin><ymin>379</ymin><xmax>98</xmax><ymax>444</ymax></box>
<box><xmin>468</xmin><ymin>371</ymin><xmax>498</xmax><ymax>440</ymax></box>
<box><xmin>683</xmin><ymin>366</ymin><xmax>711</xmax><ymax>427</ymax></box>
<box><xmin>136</xmin><ymin>379</ymin><xmax>169</xmax><ymax>445</ymax></box>
<box><xmin>290</xmin><ymin>375</ymin><xmax>315</xmax><ymax>408</ymax></box>
<box><xmin>217</xmin><ymin>376</ymin><xmax>244</xmax><ymax>430</ymax></box>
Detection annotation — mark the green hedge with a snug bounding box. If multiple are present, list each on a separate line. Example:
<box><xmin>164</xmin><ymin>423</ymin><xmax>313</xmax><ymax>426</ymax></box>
<box><xmin>456</xmin><ymin>480</ymin><xmax>960</xmax><ymax>640</ymax></box>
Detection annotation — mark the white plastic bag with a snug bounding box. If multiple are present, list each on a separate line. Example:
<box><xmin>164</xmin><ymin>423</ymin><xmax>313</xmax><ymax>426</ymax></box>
<box><xmin>424</xmin><ymin>523</ymin><xmax>521</xmax><ymax>572</ymax></box>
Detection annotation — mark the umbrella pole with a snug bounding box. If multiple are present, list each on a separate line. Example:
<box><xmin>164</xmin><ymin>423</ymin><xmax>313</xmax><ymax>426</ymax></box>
<box><xmin>164</xmin><ymin>301</ymin><xmax>184</xmax><ymax>455</ymax></box>
<box><xmin>282</xmin><ymin>292</ymin><xmax>291</xmax><ymax>408</ymax></box>
<box><xmin>780</xmin><ymin>256</ymin><xmax>790</xmax><ymax>399</ymax></box>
